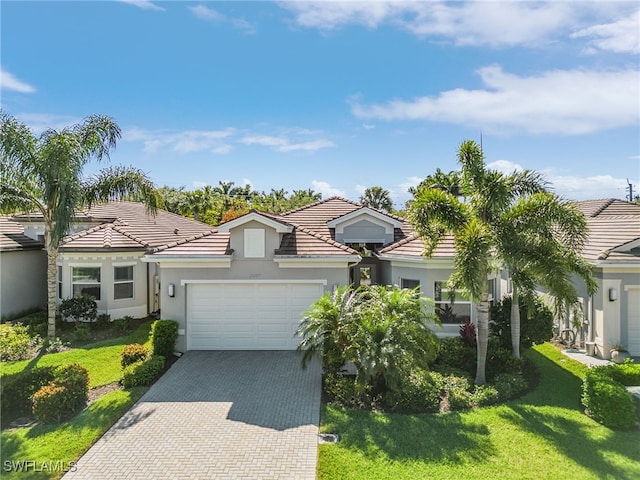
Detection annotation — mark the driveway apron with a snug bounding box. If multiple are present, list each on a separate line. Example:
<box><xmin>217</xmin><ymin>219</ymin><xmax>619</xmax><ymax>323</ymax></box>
<box><xmin>63</xmin><ymin>351</ymin><xmax>322</xmax><ymax>480</ymax></box>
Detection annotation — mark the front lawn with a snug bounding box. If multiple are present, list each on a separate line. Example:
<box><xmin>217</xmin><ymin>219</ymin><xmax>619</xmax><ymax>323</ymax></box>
<box><xmin>1</xmin><ymin>388</ymin><xmax>146</xmax><ymax>479</ymax></box>
<box><xmin>318</xmin><ymin>343</ymin><xmax>640</xmax><ymax>480</ymax></box>
<box><xmin>1</xmin><ymin>322</ymin><xmax>156</xmax><ymax>479</ymax></box>
<box><xmin>0</xmin><ymin>321</ymin><xmax>152</xmax><ymax>388</ymax></box>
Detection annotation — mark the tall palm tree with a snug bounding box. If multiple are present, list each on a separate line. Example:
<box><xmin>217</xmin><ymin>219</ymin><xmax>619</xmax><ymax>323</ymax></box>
<box><xmin>409</xmin><ymin>140</ymin><xmax>553</xmax><ymax>384</ymax></box>
<box><xmin>498</xmin><ymin>193</ymin><xmax>597</xmax><ymax>357</ymax></box>
<box><xmin>360</xmin><ymin>186</ymin><xmax>393</xmax><ymax>213</ymax></box>
<box><xmin>0</xmin><ymin>111</ymin><xmax>158</xmax><ymax>340</ymax></box>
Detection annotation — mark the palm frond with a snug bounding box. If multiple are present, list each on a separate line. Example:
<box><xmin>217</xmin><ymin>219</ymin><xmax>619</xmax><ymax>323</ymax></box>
<box><xmin>83</xmin><ymin>165</ymin><xmax>158</xmax><ymax>215</ymax></box>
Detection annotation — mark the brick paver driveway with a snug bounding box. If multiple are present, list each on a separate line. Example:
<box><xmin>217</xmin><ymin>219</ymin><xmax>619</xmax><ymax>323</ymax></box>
<box><xmin>64</xmin><ymin>351</ymin><xmax>322</xmax><ymax>480</ymax></box>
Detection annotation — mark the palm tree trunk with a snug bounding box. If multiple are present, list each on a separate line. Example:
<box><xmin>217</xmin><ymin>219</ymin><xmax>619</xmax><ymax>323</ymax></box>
<box><xmin>511</xmin><ymin>286</ymin><xmax>521</xmax><ymax>358</ymax></box>
<box><xmin>475</xmin><ymin>292</ymin><xmax>490</xmax><ymax>385</ymax></box>
<box><xmin>45</xmin><ymin>237</ymin><xmax>58</xmax><ymax>341</ymax></box>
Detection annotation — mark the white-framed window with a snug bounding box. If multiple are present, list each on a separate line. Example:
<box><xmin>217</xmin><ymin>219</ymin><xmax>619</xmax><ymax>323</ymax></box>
<box><xmin>244</xmin><ymin>228</ymin><xmax>265</xmax><ymax>258</ymax></box>
<box><xmin>72</xmin><ymin>266</ymin><xmax>101</xmax><ymax>300</ymax></box>
<box><xmin>114</xmin><ymin>265</ymin><xmax>134</xmax><ymax>300</ymax></box>
<box><xmin>401</xmin><ymin>278</ymin><xmax>420</xmax><ymax>290</ymax></box>
<box><xmin>434</xmin><ymin>281</ymin><xmax>471</xmax><ymax>324</ymax></box>
<box><xmin>57</xmin><ymin>265</ymin><xmax>63</xmax><ymax>299</ymax></box>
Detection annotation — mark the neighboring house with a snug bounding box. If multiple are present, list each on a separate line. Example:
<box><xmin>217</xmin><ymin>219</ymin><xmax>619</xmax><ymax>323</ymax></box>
<box><xmin>0</xmin><ymin>216</ymin><xmax>47</xmax><ymax>319</ymax></box>
<box><xmin>5</xmin><ymin>196</ymin><xmax>637</xmax><ymax>359</ymax></box>
<box><xmin>572</xmin><ymin>199</ymin><xmax>640</xmax><ymax>358</ymax></box>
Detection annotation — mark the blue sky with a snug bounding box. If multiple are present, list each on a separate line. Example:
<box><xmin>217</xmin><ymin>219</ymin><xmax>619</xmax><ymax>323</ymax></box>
<box><xmin>2</xmin><ymin>1</ymin><xmax>639</xmax><ymax>207</ymax></box>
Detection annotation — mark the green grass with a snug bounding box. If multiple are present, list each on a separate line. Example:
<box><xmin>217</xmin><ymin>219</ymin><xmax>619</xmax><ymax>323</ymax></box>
<box><xmin>0</xmin><ymin>322</ymin><xmax>152</xmax><ymax>388</ymax></box>
<box><xmin>318</xmin><ymin>343</ymin><xmax>640</xmax><ymax>480</ymax></box>
<box><xmin>0</xmin><ymin>388</ymin><xmax>147</xmax><ymax>480</ymax></box>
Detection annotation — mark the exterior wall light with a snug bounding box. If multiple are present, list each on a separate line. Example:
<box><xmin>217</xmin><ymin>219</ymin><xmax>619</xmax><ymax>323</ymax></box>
<box><xmin>168</xmin><ymin>283</ymin><xmax>175</xmax><ymax>298</ymax></box>
<box><xmin>609</xmin><ymin>288</ymin><xmax>617</xmax><ymax>302</ymax></box>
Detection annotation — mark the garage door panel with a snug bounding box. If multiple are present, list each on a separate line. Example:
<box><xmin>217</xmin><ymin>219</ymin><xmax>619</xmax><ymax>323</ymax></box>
<box><xmin>187</xmin><ymin>282</ymin><xmax>324</xmax><ymax>350</ymax></box>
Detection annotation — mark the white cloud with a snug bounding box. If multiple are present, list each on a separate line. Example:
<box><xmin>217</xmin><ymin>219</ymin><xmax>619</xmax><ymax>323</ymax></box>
<box><xmin>241</xmin><ymin>135</ymin><xmax>335</xmax><ymax>153</ymax></box>
<box><xmin>351</xmin><ymin>65</ymin><xmax>640</xmax><ymax>135</ymax></box>
<box><xmin>124</xmin><ymin>127</ymin><xmax>235</xmax><ymax>154</ymax></box>
<box><xmin>188</xmin><ymin>5</ymin><xmax>256</xmax><ymax>34</ymax></box>
<box><xmin>312</xmin><ymin>180</ymin><xmax>346</xmax><ymax>198</ymax></box>
<box><xmin>1</xmin><ymin>68</ymin><xmax>36</xmax><ymax>93</ymax></box>
<box><xmin>118</xmin><ymin>0</ymin><xmax>165</xmax><ymax>12</ymax></box>
<box><xmin>572</xmin><ymin>10</ymin><xmax>640</xmax><ymax>54</ymax></box>
<box><xmin>547</xmin><ymin>174</ymin><xmax>633</xmax><ymax>201</ymax></box>
<box><xmin>487</xmin><ymin>160</ymin><xmax>524</xmax><ymax>174</ymax></box>
<box><xmin>15</xmin><ymin>112</ymin><xmax>80</xmax><ymax>135</ymax></box>
<box><xmin>280</xmin><ymin>1</ymin><xmax>598</xmax><ymax>47</ymax></box>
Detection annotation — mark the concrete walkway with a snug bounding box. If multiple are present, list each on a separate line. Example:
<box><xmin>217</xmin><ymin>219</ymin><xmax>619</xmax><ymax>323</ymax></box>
<box><xmin>561</xmin><ymin>348</ymin><xmax>612</xmax><ymax>367</ymax></box>
<box><xmin>64</xmin><ymin>351</ymin><xmax>322</xmax><ymax>480</ymax></box>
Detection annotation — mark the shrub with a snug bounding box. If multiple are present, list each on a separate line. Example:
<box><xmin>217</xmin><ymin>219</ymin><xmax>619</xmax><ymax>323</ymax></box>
<box><xmin>32</xmin><ymin>384</ymin><xmax>69</xmax><ymax>424</ymax></box>
<box><xmin>384</xmin><ymin>368</ymin><xmax>441</xmax><ymax>413</ymax></box>
<box><xmin>459</xmin><ymin>319</ymin><xmax>477</xmax><ymax>348</ymax></box>
<box><xmin>440</xmin><ymin>373</ymin><xmax>473</xmax><ymax>410</ymax></box>
<box><xmin>323</xmin><ymin>373</ymin><xmax>371</xmax><ymax>407</ymax></box>
<box><xmin>435</xmin><ymin>337</ymin><xmax>476</xmax><ymax>375</ymax></box>
<box><xmin>115</xmin><ymin>315</ymin><xmax>133</xmax><ymax>332</ymax></box>
<box><xmin>490</xmin><ymin>295</ymin><xmax>554</xmax><ymax>350</ymax></box>
<box><xmin>492</xmin><ymin>373</ymin><xmax>529</xmax><ymax>401</ymax></box>
<box><xmin>94</xmin><ymin>313</ymin><xmax>111</xmax><ymax>330</ymax></box>
<box><xmin>471</xmin><ymin>384</ymin><xmax>500</xmax><ymax>407</ymax></box>
<box><xmin>71</xmin><ymin>323</ymin><xmax>92</xmax><ymax>343</ymax></box>
<box><xmin>52</xmin><ymin>364</ymin><xmax>89</xmax><ymax>412</ymax></box>
<box><xmin>0</xmin><ymin>323</ymin><xmax>39</xmax><ymax>361</ymax></box>
<box><xmin>582</xmin><ymin>365</ymin><xmax>637</xmax><ymax>429</ymax></box>
<box><xmin>59</xmin><ymin>295</ymin><xmax>98</xmax><ymax>323</ymax></box>
<box><xmin>486</xmin><ymin>338</ymin><xmax>524</xmax><ymax>380</ymax></box>
<box><xmin>150</xmin><ymin>320</ymin><xmax>178</xmax><ymax>359</ymax></box>
<box><xmin>43</xmin><ymin>337</ymin><xmax>68</xmax><ymax>354</ymax></box>
<box><xmin>607</xmin><ymin>360</ymin><xmax>640</xmax><ymax>386</ymax></box>
<box><xmin>121</xmin><ymin>343</ymin><xmax>149</xmax><ymax>369</ymax></box>
<box><xmin>121</xmin><ymin>355</ymin><xmax>165</xmax><ymax>388</ymax></box>
<box><xmin>0</xmin><ymin>366</ymin><xmax>56</xmax><ymax>422</ymax></box>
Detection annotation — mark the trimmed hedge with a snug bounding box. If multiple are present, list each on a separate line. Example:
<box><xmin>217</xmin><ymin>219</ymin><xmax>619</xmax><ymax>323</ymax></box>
<box><xmin>150</xmin><ymin>320</ymin><xmax>178</xmax><ymax>359</ymax></box>
<box><xmin>582</xmin><ymin>364</ymin><xmax>638</xmax><ymax>429</ymax></box>
<box><xmin>121</xmin><ymin>355</ymin><xmax>166</xmax><ymax>388</ymax></box>
<box><xmin>121</xmin><ymin>343</ymin><xmax>149</xmax><ymax>369</ymax></box>
<box><xmin>384</xmin><ymin>369</ymin><xmax>441</xmax><ymax>413</ymax></box>
<box><xmin>32</xmin><ymin>385</ymin><xmax>68</xmax><ymax>424</ymax></box>
<box><xmin>0</xmin><ymin>366</ymin><xmax>56</xmax><ymax>423</ymax></box>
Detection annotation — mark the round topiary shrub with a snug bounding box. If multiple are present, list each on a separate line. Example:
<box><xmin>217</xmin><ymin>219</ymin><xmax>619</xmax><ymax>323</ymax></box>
<box><xmin>121</xmin><ymin>343</ymin><xmax>149</xmax><ymax>369</ymax></box>
<box><xmin>0</xmin><ymin>366</ymin><xmax>56</xmax><ymax>423</ymax></box>
<box><xmin>53</xmin><ymin>364</ymin><xmax>89</xmax><ymax>412</ymax></box>
<box><xmin>384</xmin><ymin>369</ymin><xmax>442</xmax><ymax>413</ymax></box>
<box><xmin>582</xmin><ymin>367</ymin><xmax>637</xmax><ymax>429</ymax></box>
<box><xmin>121</xmin><ymin>355</ymin><xmax>166</xmax><ymax>388</ymax></box>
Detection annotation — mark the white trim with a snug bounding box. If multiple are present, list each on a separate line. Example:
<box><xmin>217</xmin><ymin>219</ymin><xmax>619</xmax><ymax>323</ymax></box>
<box><xmin>141</xmin><ymin>255</ymin><xmax>232</xmax><ymax>268</ymax></box>
<box><xmin>327</xmin><ymin>208</ymin><xmax>403</xmax><ymax>233</ymax></box>
<box><xmin>380</xmin><ymin>255</ymin><xmax>455</xmax><ymax>269</ymax></box>
<box><xmin>62</xmin><ymin>253</ymin><xmax>142</xmax><ymax>261</ymax></box>
<box><xmin>113</xmin><ymin>261</ymin><xmax>137</xmax><ymax>267</ymax></box>
<box><xmin>217</xmin><ymin>212</ymin><xmax>292</xmax><ymax>233</ymax></box>
<box><xmin>612</xmin><ymin>238</ymin><xmax>640</xmax><ymax>252</ymax></box>
<box><xmin>181</xmin><ymin>279</ymin><xmax>328</xmax><ymax>286</ymax></box>
<box><xmin>592</xmin><ymin>263</ymin><xmax>640</xmax><ymax>271</ymax></box>
<box><xmin>343</xmin><ymin>238</ymin><xmax>386</xmax><ymax>244</ymax></box>
<box><xmin>624</xmin><ymin>285</ymin><xmax>640</xmax><ymax>291</ymax></box>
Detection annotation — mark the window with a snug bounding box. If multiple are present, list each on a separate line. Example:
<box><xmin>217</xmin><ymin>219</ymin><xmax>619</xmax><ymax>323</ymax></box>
<box><xmin>57</xmin><ymin>266</ymin><xmax>63</xmax><ymax>299</ymax></box>
<box><xmin>401</xmin><ymin>278</ymin><xmax>420</xmax><ymax>290</ymax></box>
<box><xmin>114</xmin><ymin>266</ymin><xmax>134</xmax><ymax>300</ymax></box>
<box><xmin>72</xmin><ymin>266</ymin><xmax>101</xmax><ymax>300</ymax></box>
<box><xmin>244</xmin><ymin>228</ymin><xmax>265</xmax><ymax>258</ymax></box>
<box><xmin>434</xmin><ymin>281</ymin><xmax>471</xmax><ymax>324</ymax></box>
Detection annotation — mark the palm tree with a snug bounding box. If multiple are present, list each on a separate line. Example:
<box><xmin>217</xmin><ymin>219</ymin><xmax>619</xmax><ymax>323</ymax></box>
<box><xmin>0</xmin><ymin>111</ymin><xmax>158</xmax><ymax>340</ymax></box>
<box><xmin>409</xmin><ymin>140</ymin><xmax>553</xmax><ymax>384</ymax></box>
<box><xmin>360</xmin><ymin>186</ymin><xmax>393</xmax><ymax>213</ymax></box>
<box><xmin>409</xmin><ymin>168</ymin><xmax>462</xmax><ymax>198</ymax></box>
<box><xmin>498</xmin><ymin>193</ymin><xmax>597</xmax><ymax>357</ymax></box>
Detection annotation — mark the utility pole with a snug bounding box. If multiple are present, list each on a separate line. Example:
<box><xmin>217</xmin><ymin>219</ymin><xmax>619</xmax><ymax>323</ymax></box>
<box><xmin>627</xmin><ymin>179</ymin><xmax>634</xmax><ymax>202</ymax></box>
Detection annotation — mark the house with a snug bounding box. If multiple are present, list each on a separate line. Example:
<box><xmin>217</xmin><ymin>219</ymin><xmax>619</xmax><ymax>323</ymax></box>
<box><xmin>572</xmin><ymin>199</ymin><xmax>640</xmax><ymax>358</ymax></box>
<box><xmin>6</xmin><ymin>196</ymin><xmax>637</xmax><ymax>359</ymax></box>
<box><xmin>0</xmin><ymin>216</ymin><xmax>47</xmax><ymax>319</ymax></box>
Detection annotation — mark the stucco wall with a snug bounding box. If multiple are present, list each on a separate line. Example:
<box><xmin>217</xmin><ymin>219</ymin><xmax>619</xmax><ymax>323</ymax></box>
<box><xmin>58</xmin><ymin>252</ymin><xmax>149</xmax><ymax>320</ymax></box>
<box><xmin>0</xmin><ymin>249</ymin><xmax>47</xmax><ymax>319</ymax></box>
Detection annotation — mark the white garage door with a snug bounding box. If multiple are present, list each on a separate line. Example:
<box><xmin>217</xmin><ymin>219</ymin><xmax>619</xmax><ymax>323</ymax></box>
<box><xmin>628</xmin><ymin>288</ymin><xmax>640</xmax><ymax>356</ymax></box>
<box><xmin>187</xmin><ymin>281</ymin><xmax>325</xmax><ymax>350</ymax></box>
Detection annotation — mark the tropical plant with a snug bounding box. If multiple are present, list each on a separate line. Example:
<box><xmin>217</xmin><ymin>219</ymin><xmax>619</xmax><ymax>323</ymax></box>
<box><xmin>359</xmin><ymin>186</ymin><xmax>394</xmax><ymax>213</ymax></box>
<box><xmin>297</xmin><ymin>285</ymin><xmax>439</xmax><ymax>394</ymax></box>
<box><xmin>409</xmin><ymin>168</ymin><xmax>462</xmax><ymax>198</ymax></box>
<box><xmin>409</xmin><ymin>140</ymin><xmax>556</xmax><ymax>384</ymax></box>
<box><xmin>0</xmin><ymin>111</ymin><xmax>159</xmax><ymax>340</ymax></box>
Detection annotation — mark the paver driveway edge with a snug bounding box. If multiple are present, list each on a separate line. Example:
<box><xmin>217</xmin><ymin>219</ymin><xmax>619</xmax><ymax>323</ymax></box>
<box><xmin>63</xmin><ymin>351</ymin><xmax>322</xmax><ymax>480</ymax></box>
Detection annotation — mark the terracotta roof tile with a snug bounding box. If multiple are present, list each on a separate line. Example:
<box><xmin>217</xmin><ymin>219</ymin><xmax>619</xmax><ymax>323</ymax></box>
<box><xmin>0</xmin><ymin>217</ymin><xmax>43</xmax><ymax>252</ymax></box>
<box><xmin>276</xmin><ymin>226</ymin><xmax>359</xmax><ymax>256</ymax></box>
<box><xmin>378</xmin><ymin>234</ymin><xmax>457</xmax><ymax>258</ymax></box>
<box><xmin>151</xmin><ymin>232</ymin><xmax>231</xmax><ymax>256</ymax></box>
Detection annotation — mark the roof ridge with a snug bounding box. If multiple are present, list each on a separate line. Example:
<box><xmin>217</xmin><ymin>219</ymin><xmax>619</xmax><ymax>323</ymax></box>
<box><xmin>281</xmin><ymin>196</ymin><xmax>363</xmax><ymax>217</ymax></box>
<box><xmin>109</xmin><ymin>224</ymin><xmax>150</xmax><ymax>248</ymax></box>
<box><xmin>378</xmin><ymin>233</ymin><xmax>419</xmax><ymax>253</ymax></box>
<box><xmin>590</xmin><ymin>198</ymin><xmax>616</xmax><ymax>218</ymax></box>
